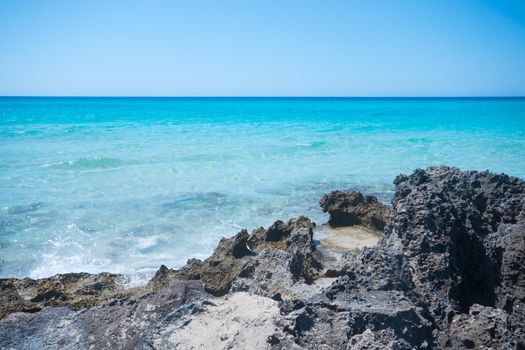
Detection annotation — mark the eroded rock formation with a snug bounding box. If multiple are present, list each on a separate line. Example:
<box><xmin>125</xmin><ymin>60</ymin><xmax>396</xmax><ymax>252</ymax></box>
<box><xmin>320</xmin><ymin>190</ymin><xmax>390</xmax><ymax>230</ymax></box>
<box><xmin>1</xmin><ymin>166</ymin><xmax>524</xmax><ymax>349</ymax></box>
<box><xmin>0</xmin><ymin>272</ymin><xmax>128</xmax><ymax>320</ymax></box>
<box><xmin>148</xmin><ymin>216</ymin><xmax>322</xmax><ymax>298</ymax></box>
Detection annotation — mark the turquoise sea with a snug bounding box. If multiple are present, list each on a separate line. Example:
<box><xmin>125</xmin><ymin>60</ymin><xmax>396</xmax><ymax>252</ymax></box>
<box><xmin>1</xmin><ymin>97</ymin><xmax>524</xmax><ymax>284</ymax></box>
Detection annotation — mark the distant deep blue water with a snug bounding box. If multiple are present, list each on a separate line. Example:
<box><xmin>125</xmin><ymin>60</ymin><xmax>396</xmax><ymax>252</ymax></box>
<box><xmin>1</xmin><ymin>97</ymin><xmax>524</xmax><ymax>284</ymax></box>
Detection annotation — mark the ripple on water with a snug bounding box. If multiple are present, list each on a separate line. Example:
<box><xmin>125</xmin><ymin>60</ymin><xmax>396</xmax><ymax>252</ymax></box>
<box><xmin>4</xmin><ymin>202</ymin><xmax>45</xmax><ymax>215</ymax></box>
<box><xmin>50</xmin><ymin>157</ymin><xmax>132</xmax><ymax>170</ymax></box>
<box><xmin>1</xmin><ymin>97</ymin><xmax>524</xmax><ymax>282</ymax></box>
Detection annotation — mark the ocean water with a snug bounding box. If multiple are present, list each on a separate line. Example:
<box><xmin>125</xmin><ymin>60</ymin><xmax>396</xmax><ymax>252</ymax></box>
<box><xmin>1</xmin><ymin>97</ymin><xmax>524</xmax><ymax>284</ymax></box>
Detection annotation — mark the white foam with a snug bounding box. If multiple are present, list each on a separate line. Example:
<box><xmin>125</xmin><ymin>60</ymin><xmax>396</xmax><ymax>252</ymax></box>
<box><xmin>6</xmin><ymin>98</ymin><xmax>522</xmax><ymax>282</ymax></box>
<box><xmin>134</xmin><ymin>235</ymin><xmax>163</xmax><ymax>249</ymax></box>
<box><xmin>29</xmin><ymin>253</ymin><xmax>112</xmax><ymax>279</ymax></box>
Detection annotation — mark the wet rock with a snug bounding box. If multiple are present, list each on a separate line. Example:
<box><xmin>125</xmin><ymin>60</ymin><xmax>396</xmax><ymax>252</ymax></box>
<box><xmin>320</xmin><ymin>190</ymin><xmax>390</xmax><ymax>230</ymax></box>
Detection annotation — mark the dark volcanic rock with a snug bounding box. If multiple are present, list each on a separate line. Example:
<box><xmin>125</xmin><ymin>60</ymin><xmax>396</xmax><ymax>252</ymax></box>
<box><xmin>320</xmin><ymin>190</ymin><xmax>391</xmax><ymax>230</ymax></box>
<box><xmin>387</xmin><ymin>166</ymin><xmax>525</xmax><ymax>347</ymax></box>
<box><xmin>485</xmin><ymin>222</ymin><xmax>525</xmax><ymax>310</ymax></box>
<box><xmin>271</xmin><ymin>230</ymin><xmax>432</xmax><ymax>349</ymax></box>
<box><xmin>271</xmin><ymin>166</ymin><xmax>525</xmax><ymax>349</ymax></box>
<box><xmin>449</xmin><ymin>304</ymin><xmax>519</xmax><ymax>349</ymax></box>
<box><xmin>326</xmin><ymin>231</ymin><xmax>414</xmax><ymax>294</ymax></box>
<box><xmin>274</xmin><ymin>290</ymin><xmax>432</xmax><ymax>349</ymax></box>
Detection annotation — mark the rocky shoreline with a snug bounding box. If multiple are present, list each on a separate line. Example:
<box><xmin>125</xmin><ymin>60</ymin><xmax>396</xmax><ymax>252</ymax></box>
<box><xmin>1</xmin><ymin>166</ymin><xmax>524</xmax><ymax>349</ymax></box>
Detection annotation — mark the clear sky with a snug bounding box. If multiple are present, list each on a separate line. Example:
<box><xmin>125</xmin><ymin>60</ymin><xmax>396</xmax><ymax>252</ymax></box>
<box><xmin>0</xmin><ymin>0</ymin><xmax>524</xmax><ymax>96</ymax></box>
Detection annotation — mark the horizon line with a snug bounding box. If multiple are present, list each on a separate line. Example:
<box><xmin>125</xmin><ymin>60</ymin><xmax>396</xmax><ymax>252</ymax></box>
<box><xmin>1</xmin><ymin>95</ymin><xmax>524</xmax><ymax>99</ymax></box>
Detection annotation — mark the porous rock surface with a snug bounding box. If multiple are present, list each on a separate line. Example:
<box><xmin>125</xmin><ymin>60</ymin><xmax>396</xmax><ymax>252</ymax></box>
<box><xmin>270</xmin><ymin>166</ymin><xmax>525</xmax><ymax>349</ymax></box>
<box><xmin>320</xmin><ymin>190</ymin><xmax>391</xmax><ymax>230</ymax></box>
<box><xmin>1</xmin><ymin>166</ymin><xmax>524</xmax><ymax>349</ymax></box>
<box><xmin>0</xmin><ymin>272</ymin><xmax>128</xmax><ymax>320</ymax></box>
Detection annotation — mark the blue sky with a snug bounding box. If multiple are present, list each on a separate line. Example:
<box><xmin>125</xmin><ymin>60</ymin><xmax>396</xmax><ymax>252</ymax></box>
<box><xmin>0</xmin><ymin>0</ymin><xmax>524</xmax><ymax>96</ymax></box>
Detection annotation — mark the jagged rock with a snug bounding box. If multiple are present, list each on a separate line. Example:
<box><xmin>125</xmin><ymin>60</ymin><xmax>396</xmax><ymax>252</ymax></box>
<box><xmin>2</xmin><ymin>166</ymin><xmax>525</xmax><ymax>350</ymax></box>
<box><xmin>148</xmin><ymin>216</ymin><xmax>322</xmax><ymax>297</ymax></box>
<box><xmin>234</xmin><ymin>247</ymin><xmax>322</xmax><ymax>299</ymax></box>
<box><xmin>0</xmin><ymin>280</ymin><xmax>208</xmax><ymax>350</ymax></box>
<box><xmin>230</xmin><ymin>277</ymin><xmax>271</xmax><ymax>297</ymax></box>
<box><xmin>320</xmin><ymin>190</ymin><xmax>390</xmax><ymax>230</ymax></box>
<box><xmin>387</xmin><ymin>166</ymin><xmax>525</xmax><ymax>347</ymax></box>
<box><xmin>449</xmin><ymin>304</ymin><xmax>518</xmax><ymax>349</ymax></box>
<box><xmin>390</xmin><ymin>169</ymin><xmax>524</xmax><ymax>292</ymax></box>
<box><xmin>272</xmin><ymin>166</ymin><xmax>525</xmax><ymax>349</ymax></box>
<box><xmin>272</xmin><ymin>290</ymin><xmax>432</xmax><ymax>349</ymax></box>
<box><xmin>484</xmin><ymin>222</ymin><xmax>525</xmax><ymax>310</ymax></box>
<box><xmin>148</xmin><ymin>229</ymin><xmax>254</xmax><ymax>296</ymax></box>
<box><xmin>347</xmin><ymin>328</ymin><xmax>427</xmax><ymax>350</ymax></box>
<box><xmin>347</xmin><ymin>329</ymin><xmax>408</xmax><ymax>350</ymax></box>
<box><xmin>0</xmin><ymin>272</ymin><xmax>128</xmax><ymax>320</ymax></box>
<box><xmin>327</xmin><ymin>231</ymin><xmax>413</xmax><ymax>293</ymax></box>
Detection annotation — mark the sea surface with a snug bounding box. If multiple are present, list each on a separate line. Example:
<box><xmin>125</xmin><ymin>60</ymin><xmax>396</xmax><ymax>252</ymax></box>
<box><xmin>1</xmin><ymin>97</ymin><xmax>524</xmax><ymax>284</ymax></box>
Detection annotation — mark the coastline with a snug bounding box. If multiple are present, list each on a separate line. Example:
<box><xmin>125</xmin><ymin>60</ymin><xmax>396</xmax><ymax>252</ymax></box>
<box><xmin>1</xmin><ymin>166</ymin><xmax>524</xmax><ymax>349</ymax></box>
<box><xmin>2</xmin><ymin>97</ymin><xmax>525</xmax><ymax>281</ymax></box>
